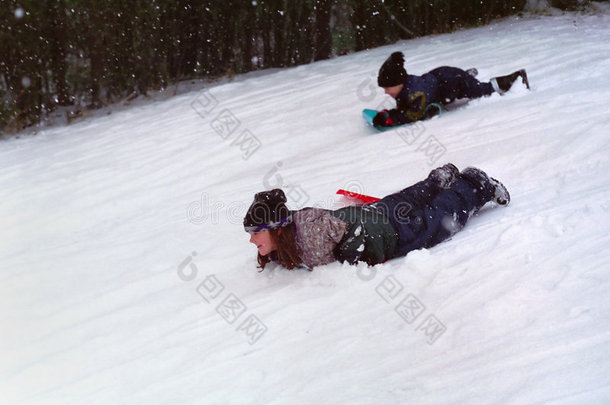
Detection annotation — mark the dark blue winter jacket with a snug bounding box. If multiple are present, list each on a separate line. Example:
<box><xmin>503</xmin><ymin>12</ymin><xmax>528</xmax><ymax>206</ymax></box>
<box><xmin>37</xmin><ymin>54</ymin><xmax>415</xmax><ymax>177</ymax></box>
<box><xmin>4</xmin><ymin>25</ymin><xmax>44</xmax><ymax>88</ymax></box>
<box><xmin>387</xmin><ymin>66</ymin><xmax>494</xmax><ymax>125</ymax></box>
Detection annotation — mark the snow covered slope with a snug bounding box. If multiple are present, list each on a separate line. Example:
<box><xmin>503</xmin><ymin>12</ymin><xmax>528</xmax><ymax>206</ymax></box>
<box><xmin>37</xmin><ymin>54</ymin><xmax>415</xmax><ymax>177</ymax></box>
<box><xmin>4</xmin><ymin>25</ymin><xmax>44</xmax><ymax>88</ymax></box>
<box><xmin>2</xmin><ymin>10</ymin><xmax>610</xmax><ymax>405</ymax></box>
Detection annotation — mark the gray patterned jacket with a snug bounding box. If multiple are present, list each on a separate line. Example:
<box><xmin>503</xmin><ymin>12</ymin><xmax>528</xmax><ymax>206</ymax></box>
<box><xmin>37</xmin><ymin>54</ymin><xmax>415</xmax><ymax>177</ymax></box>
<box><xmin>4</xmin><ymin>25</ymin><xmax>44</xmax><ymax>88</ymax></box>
<box><xmin>292</xmin><ymin>206</ymin><xmax>398</xmax><ymax>269</ymax></box>
<box><xmin>292</xmin><ymin>208</ymin><xmax>346</xmax><ymax>268</ymax></box>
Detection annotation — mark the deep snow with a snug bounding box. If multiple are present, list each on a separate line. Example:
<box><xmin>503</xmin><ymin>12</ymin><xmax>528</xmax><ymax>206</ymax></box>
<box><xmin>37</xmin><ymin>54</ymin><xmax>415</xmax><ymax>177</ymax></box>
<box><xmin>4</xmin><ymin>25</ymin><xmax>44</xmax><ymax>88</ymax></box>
<box><xmin>2</xmin><ymin>9</ymin><xmax>610</xmax><ymax>405</ymax></box>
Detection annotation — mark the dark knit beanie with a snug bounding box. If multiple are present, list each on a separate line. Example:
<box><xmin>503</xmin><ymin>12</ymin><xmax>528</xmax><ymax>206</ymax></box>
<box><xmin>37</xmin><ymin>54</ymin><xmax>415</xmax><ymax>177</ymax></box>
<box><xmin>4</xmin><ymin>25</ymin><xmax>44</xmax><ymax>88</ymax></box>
<box><xmin>377</xmin><ymin>52</ymin><xmax>407</xmax><ymax>87</ymax></box>
<box><xmin>243</xmin><ymin>188</ymin><xmax>293</xmax><ymax>232</ymax></box>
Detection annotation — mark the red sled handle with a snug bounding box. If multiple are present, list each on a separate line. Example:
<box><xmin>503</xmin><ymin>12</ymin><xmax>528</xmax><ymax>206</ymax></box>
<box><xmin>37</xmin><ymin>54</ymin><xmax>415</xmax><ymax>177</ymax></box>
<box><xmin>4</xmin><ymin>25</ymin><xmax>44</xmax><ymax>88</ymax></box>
<box><xmin>336</xmin><ymin>189</ymin><xmax>380</xmax><ymax>204</ymax></box>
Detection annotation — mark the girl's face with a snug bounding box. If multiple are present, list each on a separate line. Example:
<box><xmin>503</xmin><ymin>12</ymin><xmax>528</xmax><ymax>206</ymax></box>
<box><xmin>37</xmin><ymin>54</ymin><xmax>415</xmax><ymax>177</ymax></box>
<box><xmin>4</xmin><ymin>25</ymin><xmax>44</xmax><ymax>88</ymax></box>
<box><xmin>249</xmin><ymin>230</ymin><xmax>277</xmax><ymax>256</ymax></box>
<box><xmin>383</xmin><ymin>84</ymin><xmax>403</xmax><ymax>99</ymax></box>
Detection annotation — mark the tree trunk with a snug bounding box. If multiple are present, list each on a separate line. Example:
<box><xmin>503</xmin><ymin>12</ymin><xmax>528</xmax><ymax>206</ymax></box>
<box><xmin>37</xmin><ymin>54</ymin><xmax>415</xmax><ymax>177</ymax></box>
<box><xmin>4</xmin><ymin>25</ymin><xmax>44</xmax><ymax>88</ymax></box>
<box><xmin>313</xmin><ymin>0</ymin><xmax>332</xmax><ymax>61</ymax></box>
<box><xmin>48</xmin><ymin>0</ymin><xmax>71</xmax><ymax>105</ymax></box>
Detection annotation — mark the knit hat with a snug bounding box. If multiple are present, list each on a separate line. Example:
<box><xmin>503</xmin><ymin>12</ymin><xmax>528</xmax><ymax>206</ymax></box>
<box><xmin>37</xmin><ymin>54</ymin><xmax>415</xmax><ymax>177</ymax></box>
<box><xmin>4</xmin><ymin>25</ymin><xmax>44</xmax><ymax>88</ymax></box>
<box><xmin>377</xmin><ymin>52</ymin><xmax>407</xmax><ymax>87</ymax></box>
<box><xmin>243</xmin><ymin>188</ymin><xmax>293</xmax><ymax>232</ymax></box>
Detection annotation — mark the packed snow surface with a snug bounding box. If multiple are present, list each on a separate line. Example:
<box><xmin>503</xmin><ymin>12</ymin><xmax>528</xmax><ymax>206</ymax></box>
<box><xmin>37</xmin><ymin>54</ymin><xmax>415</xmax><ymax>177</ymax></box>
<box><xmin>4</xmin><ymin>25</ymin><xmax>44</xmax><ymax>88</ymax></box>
<box><xmin>2</xmin><ymin>10</ymin><xmax>610</xmax><ymax>405</ymax></box>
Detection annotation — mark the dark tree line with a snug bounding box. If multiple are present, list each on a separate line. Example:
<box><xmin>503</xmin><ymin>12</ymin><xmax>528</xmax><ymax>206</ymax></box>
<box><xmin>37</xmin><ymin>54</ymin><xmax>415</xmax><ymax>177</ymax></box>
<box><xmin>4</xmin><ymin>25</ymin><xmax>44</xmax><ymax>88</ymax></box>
<box><xmin>0</xmin><ymin>0</ymin><xmax>541</xmax><ymax>132</ymax></box>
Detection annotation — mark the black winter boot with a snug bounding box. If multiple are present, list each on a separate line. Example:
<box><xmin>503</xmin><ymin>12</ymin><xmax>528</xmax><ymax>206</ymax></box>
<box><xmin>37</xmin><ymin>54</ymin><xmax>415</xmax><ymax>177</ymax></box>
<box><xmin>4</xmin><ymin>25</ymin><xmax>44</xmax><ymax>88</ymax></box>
<box><xmin>461</xmin><ymin>167</ymin><xmax>510</xmax><ymax>206</ymax></box>
<box><xmin>428</xmin><ymin>163</ymin><xmax>460</xmax><ymax>189</ymax></box>
<box><xmin>491</xmin><ymin>69</ymin><xmax>530</xmax><ymax>94</ymax></box>
<box><xmin>466</xmin><ymin>68</ymin><xmax>478</xmax><ymax>77</ymax></box>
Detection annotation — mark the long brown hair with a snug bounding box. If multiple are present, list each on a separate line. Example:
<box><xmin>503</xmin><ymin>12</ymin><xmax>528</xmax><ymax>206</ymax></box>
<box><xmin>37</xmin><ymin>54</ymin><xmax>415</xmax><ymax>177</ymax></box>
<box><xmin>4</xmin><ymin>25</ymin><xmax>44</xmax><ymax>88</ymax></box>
<box><xmin>257</xmin><ymin>223</ymin><xmax>302</xmax><ymax>270</ymax></box>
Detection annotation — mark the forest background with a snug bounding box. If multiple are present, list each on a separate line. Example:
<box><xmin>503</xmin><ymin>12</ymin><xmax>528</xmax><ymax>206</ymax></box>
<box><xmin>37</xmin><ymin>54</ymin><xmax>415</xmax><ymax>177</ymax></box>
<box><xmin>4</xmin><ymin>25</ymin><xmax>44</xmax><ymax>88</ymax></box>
<box><xmin>0</xmin><ymin>0</ymin><xmax>590</xmax><ymax>132</ymax></box>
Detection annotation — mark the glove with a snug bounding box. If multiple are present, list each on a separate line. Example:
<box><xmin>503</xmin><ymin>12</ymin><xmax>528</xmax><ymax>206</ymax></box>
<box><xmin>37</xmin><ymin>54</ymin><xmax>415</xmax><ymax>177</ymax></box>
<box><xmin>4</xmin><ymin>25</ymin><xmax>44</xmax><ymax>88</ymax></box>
<box><xmin>373</xmin><ymin>110</ymin><xmax>394</xmax><ymax>127</ymax></box>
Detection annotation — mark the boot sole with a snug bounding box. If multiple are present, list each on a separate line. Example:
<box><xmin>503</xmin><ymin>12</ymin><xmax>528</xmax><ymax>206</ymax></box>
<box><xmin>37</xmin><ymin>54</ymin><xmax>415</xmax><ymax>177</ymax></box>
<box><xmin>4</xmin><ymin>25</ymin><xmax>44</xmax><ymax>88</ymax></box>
<box><xmin>490</xmin><ymin>177</ymin><xmax>510</xmax><ymax>206</ymax></box>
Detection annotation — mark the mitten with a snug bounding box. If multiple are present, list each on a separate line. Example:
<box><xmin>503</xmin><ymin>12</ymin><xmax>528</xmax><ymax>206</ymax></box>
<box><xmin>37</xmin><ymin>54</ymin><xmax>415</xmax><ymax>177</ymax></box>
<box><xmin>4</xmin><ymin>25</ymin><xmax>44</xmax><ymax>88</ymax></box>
<box><xmin>373</xmin><ymin>110</ymin><xmax>394</xmax><ymax>127</ymax></box>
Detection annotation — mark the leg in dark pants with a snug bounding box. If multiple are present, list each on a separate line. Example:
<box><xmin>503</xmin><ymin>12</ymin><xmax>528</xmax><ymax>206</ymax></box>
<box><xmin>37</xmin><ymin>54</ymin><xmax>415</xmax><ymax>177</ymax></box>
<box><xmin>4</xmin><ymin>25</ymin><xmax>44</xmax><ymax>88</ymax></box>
<box><xmin>422</xmin><ymin>172</ymin><xmax>495</xmax><ymax>248</ymax></box>
<box><xmin>430</xmin><ymin>67</ymin><xmax>494</xmax><ymax>103</ymax></box>
<box><xmin>458</xmin><ymin>74</ymin><xmax>494</xmax><ymax>99</ymax></box>
<box><xmin>371</xmin><ymin>177</ymin><xmax>442</xmax><ymax>225</ymax></box>
<box><xmin>374</xmin><ymin>172</ymin><xmax>495</xmax><ymax>258</ymax></box>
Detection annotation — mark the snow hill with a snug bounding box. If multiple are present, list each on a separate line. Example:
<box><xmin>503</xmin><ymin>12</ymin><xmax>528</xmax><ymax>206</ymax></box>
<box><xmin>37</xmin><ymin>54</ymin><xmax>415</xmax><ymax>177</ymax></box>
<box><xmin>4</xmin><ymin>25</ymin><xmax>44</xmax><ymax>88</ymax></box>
<box><xmin>2</xmin><ymin>9</ymin><xmax>610</xmax><ymax>405</ymax></box>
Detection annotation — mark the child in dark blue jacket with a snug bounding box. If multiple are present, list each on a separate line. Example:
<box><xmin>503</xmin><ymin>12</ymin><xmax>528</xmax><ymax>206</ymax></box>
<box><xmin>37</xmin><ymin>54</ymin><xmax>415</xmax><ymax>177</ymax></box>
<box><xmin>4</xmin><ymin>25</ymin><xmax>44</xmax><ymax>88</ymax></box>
<box><xmin>373</xmin><ymin>52</ymin><xmax>529</xmax><ymax>127</ymax></box>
